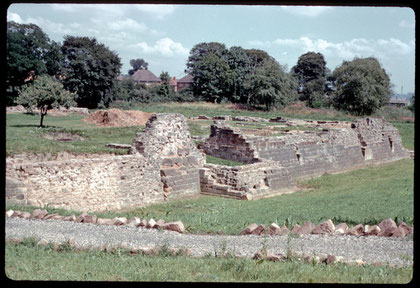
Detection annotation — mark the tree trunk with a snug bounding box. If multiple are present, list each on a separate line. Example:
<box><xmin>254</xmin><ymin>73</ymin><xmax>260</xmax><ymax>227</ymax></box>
<box><xmin>40</xmin><ymin>105</ymin><xmax>48</xmax><ymax>127</ymax></box>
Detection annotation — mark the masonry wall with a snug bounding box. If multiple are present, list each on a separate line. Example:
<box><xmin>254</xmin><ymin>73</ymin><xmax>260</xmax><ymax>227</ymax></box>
<box><xmin>200</xmin><ymin>160</ymin><xmax>295</xmax><ymax>199</ymax></box>
<box><xmin>6</xmin><ymin>113</ymin><xmax>205</xmax><ymax>212</ymax></box>
<box><xmin>6</xmin><ymin>155</ymin><xmax>162</xmax><ymax>212</ymax></box>
<box><xmin>130</xmin><ymin>113</ymin><xmax>205</xmax><ymax>200</ymax></box>
<box><xmin>200</xmin><ymin>117</ymin><xmax>410</xmax><ymax>199</ymax></box>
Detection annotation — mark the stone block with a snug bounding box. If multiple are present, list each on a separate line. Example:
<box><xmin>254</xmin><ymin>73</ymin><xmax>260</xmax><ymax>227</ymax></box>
<box><xmin>146</xmin><ymin>218</ymin><xmax>156</xmax><ymax>228</ymax></box>
<box><xmin>240</xmin><ymin>223</ymin><xmax>258</xmax><ymax>235</ymax></box>
<box><xmin>398</xmin><ymin>222</ymin><xmax>413</xmax><ymax>236</ymax></box>
<box><xmin>378</xmin><ymin>218</ymin><xmax>398</xmax><ymax>237</ymax></box>
<box><xmin>251</xmin><ymin>224</ymin><xmax>265</xmax><ymax>235</ymax></box>
<box><xmin>335</xmin><ymin>223</ymin><xmax>348</xmax><ymax>235</ymax></box>
<box><xmin>268</xmin><ymin>223</ymin><xmax>281</xmax><ymax>235</ymax></box>
<box><xmin>6</xmin><ymin>210</ymin><xmax>14</xmax><ymax>217</ymax></box>
<box><xmin>346</xmin><ymin>224</ymin><xmax>364</xmax><ymax>236</ymax></box>
<box><xmin>127</xmin><ymin>217</ymin><xmax>141</xmax><ymax>226</ymax></box>
<box><xmin>154</xmin><ymin>219</ymin><xmax>165</xmax><ymax>229</ymax></box>
<box><xmin>31</xmin><ymin>209</ymin><xmax>48</xmax><ymax>220</ymax></box>
<box><xmin>312</xmin><ymin>219</ymin><xmax>335</xmax><ymax>235</ymax></box>
<box><xmin>300</xmin><ymin>221</ymin><xmax>315</xmax><ymax>234</ymax></box>
<box><xmin>63</xmin><ymin>215</ymin><xmax>76</xmax><ymax>222</ymax></box>
<box><xmin>162</xmin><ymin>221</ymin><xmax>185</xmax><ymax>233</ymax></box>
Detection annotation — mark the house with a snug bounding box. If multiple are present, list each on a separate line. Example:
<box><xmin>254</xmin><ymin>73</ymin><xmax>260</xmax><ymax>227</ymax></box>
<box><xmin>131</xmin><ymin>67</ymin><xmax>160</xmax><ymax>86</ymax></box>
<box><xmin>169</xmin><ymin>77</ymin><xmax>178</xmax><ymax>92</ymax></box>
<box><xmin>177</xmin><ymin>74</ymin><xmax>193</xmax><ymax>91</ymax></box>
<box><xmin>388</xmin><ymin>98</ymin><xmax>410</xmax><ymax>107</ymax></box>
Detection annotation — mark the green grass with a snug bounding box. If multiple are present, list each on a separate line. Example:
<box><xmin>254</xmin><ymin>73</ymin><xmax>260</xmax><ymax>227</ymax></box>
<box><xmin>5</xmin><ymin>239</ymin><xmax>413</xmax><ymax>283</ymax></box>
<box><xmin>6</xmin><ymin>113</ymin><xmax>142</xmax><ymax>156</ymax></box>
<box><xmin>7</xmin><ymin>158</ymin><xmax>413</xmax><ymax>234</ymax></box>
<box><xmin>206</xmin><ymin>155</ymin><xmax>246</xmax><ymax>166</ymax></box>
<box><xmin>390</xmin><ymin>121</ymin><xmax>415</xmax><ymax>151</ymax></box>
<box><xmin>135</xmin><ymin>101</ymin><xmax>356</xmax><ymax>121</ymax></box>
<box><xmin>6</xmin><ymin>103</ymin><xmax>414</xmax><ymax>155</ymax></box>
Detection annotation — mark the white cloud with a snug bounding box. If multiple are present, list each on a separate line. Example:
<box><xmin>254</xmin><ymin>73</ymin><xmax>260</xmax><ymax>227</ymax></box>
<box><xmin>247</xmin><ymin>40</ymin><xmax>272</xmax><ymax>47</ymax></box>
<box><xmin>21</xmin><ymin>16</ymin><xmax>75</xmax><ymax>35</ymax></box>
<box><xmin>129</xmin><ymin>38</ymin><xmax>189</xmax><ymax>57</ymax></box>
<box><xmin>280</xmin><ymin>6</ymin><xmax>333</xmax><ymax>17</ymax></box>
<box><xmin>107</xmin><ymin>18</ymin><xmax>148</xmax><ymax>32</ymax></box>
<box><xmin>7</xmin><ymin>12</ymin><xmax>23</xmax><ymax>23</ymax></box>
<box><xmin>271</xmin><ymin>36</ymin><xmax>412</xmax><ymax>59</ymax></box>
<box><xmin>377</xmin><ymin>38</ymin><xmax>412</xmax><ymax>55</ymax></box>
<box><xmin>50</xmin><ymin>3</ymin><xmax>175</xmax><ymax>19</ymax></box>
<box><xmin>134</xmin><ymin>4</ymin><xmax>175</xmax><ymax>19</ymax></box>
<box><xmin>399</xmin><ymin>19</ymin><xmax>415</xmax><ymax>29</ymax></box>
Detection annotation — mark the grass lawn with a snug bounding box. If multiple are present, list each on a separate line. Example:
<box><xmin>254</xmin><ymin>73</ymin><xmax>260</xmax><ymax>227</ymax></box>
<box><xmin>136</xmin><ymin>101</ymin><xmax>356</xmax><ymax>121</ymax></box>
<box><xmin>5</xmin><ymin>113</ymin><xmax>142</xmax><ymax>156</ymax></box>
<box><xmin>5</xmin><ymin>239</ymin><xmax>412</xmax><ymax>283</ymax></box>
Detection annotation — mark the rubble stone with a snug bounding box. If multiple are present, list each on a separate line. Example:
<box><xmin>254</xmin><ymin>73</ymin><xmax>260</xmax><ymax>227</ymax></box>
<box><xmin>240</xmin><ymin>223</ymin><xmax>259</xmax><ymax>235</ymax></box>
<box><xmin>312</xmin><ymin>219</ymin><xmax>335</xmax><ymax>235</ymax></box>
<box><xmin>162</xmin><ymin>221</ymin><xmax>185</xmax><ymax>233</ymax></box>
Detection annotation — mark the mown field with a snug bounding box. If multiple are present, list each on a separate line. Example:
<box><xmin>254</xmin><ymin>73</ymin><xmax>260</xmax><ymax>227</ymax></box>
<box><xmin>5</xmin><ymin>238</ymin><xmax>412</xmax><ymax>283</ymax></box>
<box><xmin>5</xmin><ymin>102</ymin><xmax>414</xmax><ymax>283</ymax></box>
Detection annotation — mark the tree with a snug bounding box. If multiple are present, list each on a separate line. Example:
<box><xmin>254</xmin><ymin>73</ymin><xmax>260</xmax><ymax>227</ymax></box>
<box><xmin>244</xmin><ymin>48</ymin><xmax>274</xmax><ymax>71</ymax></box>
<box><xmin>408</xmin><ymin>94</ymin><xmax>415</xmax><ymax>113</ymax></box>
<box><xmin>60</xmin><ymin>36</ymin><xmax>121</xmax><ymax>108</ymax></box>
<box><xmin>292</xmin><ymin>52</ymin><xmax>328</xmax><ymax>107</ymax></box>
<box><xmin>244</xmin><ymin>59</ymin><xmax>296</xmax><ymax>110</ymax></box>
<box><xmin>332</xmin><ymin>57</ymin><xmax>392</xmax><ymax>115</ymax></box>
<box><xmin>6</xmin><ymin>21</ymin><xmax>63</xmax><ymax>105</ymax></box>
<box><xmin>186</xmin><ymin>42</ymin><xmax>228</xmax><ymax>73</ymax></box>
<box><xmin>128</xmin><ymin>58</ymin><xmax>148</xmax><ymax>75</ymax></box>
<box><xmin>190</xmin><ymin>52</ymin><xmax>233</xmax><ymax>103</ymax></box>
<box><xmin>15</xmin><ymin>75</ymin><xmax>75</xmax><ymax>127</ymax></box>
<box><xmin>226</xmin><ymin>46</ymin><xmax>252</xmax><ymax>103</ymax></box>
<box><xmin>186</xmin><ymin>42</ymin><xmax>230</xmax><ymax>101</ymax></box>
<box><xmin>155</xmin><ymin>71</ymin><xmax>175</xmax><ymax>101</ymax></box>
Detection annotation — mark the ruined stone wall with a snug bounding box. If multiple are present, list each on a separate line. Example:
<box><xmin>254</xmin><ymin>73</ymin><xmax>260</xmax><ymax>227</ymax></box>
<box><xmin>200</xmin><ymin>160</ymin><xmax>295</xmax><ymax>199</ymax></box>
<box><xmin>130</xmin><ymin>113</ymin><xmax>205</xmax><ymax>200</ymax></box>
<box><xmin>200</xmin><ymin>117</ymin><xmax>409</xmax><ymax>199</ymax></box>
<box><xmin>200</xmin><ymin>124</ymin><xmax>259</xmax><ymax>164</ymax></box>
<box><xmin>351</xmin><ymin>117</ymin><xmax>409</xmax><ymax>162</ymax></box>
<box><xmin>6</xmin><ymin>155</ymin><xmax>162</xmax><ymax>212</ymax></box>
<box><xmin>6</xmin><ymin>113</ymin><xmax>205</xmax><ymax>211</ymax></box>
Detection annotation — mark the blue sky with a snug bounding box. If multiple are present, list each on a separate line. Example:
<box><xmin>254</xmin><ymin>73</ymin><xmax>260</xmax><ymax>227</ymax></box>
<box><xmin>7</xmin><ymin>4</ymin><xmax>415</xmax><ymax>93</ymax></box>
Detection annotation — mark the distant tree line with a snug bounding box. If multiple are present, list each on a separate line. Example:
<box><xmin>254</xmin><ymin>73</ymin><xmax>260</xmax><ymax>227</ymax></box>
<box><xmin>7</xmin><ymin>21</ymin><xmax>396</xmax><ymax>116</ymax></box>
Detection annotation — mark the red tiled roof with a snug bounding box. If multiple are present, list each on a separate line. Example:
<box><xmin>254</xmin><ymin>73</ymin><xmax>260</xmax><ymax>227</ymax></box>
<box><xmin>131</xmin><ymin>69</ymin><xmax>160</xmax><ymax>83</ymax></box>
<box><xmin>178</xmin><ymin>74</ymin><xmax>193</xmax><ymax>83</ymax></box>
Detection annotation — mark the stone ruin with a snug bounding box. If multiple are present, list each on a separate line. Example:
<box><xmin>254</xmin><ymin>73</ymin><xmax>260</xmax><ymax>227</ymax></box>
<box><xmin>5</xmin><ymin>113</ymin><xmax>410</xmax><ymax>212</ymax></box>
<box><xmin>199</xmin><ymin>117</ymin><xmax>409</xmax><ymax>199</ymax></box>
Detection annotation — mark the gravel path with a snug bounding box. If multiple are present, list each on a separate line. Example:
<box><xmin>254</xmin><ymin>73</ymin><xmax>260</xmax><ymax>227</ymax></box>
<box><xmin>6</xmin><ymin>218</ymin><xmax>413</xmax><ymax>267</ymax></box>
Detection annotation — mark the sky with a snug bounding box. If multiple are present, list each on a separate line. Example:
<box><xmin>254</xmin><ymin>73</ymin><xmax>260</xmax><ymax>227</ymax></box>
<box><xmin>7</xmin><ymin>4</ymin><xmax>415</xmax><ymax>94</ymax></box>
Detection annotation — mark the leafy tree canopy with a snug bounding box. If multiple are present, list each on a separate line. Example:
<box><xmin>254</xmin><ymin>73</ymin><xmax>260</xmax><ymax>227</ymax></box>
<box><xmin>292</xmin><ymin>52</ymin><xmax>327</xmax><ymax>83</ymax></box>
<box><xmin>16</xmin><ymin>75</ymin><xmax>75</xmax><ymax>127</ymax></box>
<box><xmin>332</xmin><ymin>57</ymin><xmax>392</xmax><ymax>115</ymax></box>
<box><xmin>244</xmin><ymin>58</ymin><xmax>297</xmax><ymax>110</ymax></box>
<box><xmin>128</xmin><ymin>58</ymin><xmax>148</xmax><ymax>75</ymax></box>
<box><xmin>60</xmin><ymin>36</ymin><xmax>121</xmax><ymax>108</ymax></box>
<box><xmin>6</xmin><ymin>21</ymin><xmax>63</xmax><ymax>105</ymax></box>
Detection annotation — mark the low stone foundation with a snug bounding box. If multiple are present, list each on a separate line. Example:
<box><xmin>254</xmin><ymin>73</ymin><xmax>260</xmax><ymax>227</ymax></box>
<box><xmin>5</xmin><ymin>114</ymin><xmax>410</xmax><ymax>211</ymax></box>
<box><xmin>6</xmin><ymin>113</ymin><xmax>204</xmax><ymax>212</ymax></box>
<box><xmin>199</xmin><ymin>117</ymin><xmax>410</xmax><ymax>199</ymax></box>
<box><xmin>200</xmin><ymin>160</ymin><xmax>295</xmax><ymax>200</ymax></box>
<box><xmin>6</xmin><ymin>154</ymin><xmax>163</xmax><ymax>211</ymax></box>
